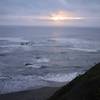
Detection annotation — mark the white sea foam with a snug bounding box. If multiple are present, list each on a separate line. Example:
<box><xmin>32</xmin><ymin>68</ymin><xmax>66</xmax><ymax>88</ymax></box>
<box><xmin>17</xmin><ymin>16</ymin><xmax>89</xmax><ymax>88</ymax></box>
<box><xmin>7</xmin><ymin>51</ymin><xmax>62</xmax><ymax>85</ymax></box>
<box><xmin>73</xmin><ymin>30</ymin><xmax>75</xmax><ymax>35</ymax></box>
<box><xmin>0</xmin><ymin>76</ymin><xmax>9</xmax><ymax>79</ymax></box>
<box><xmin>51</xmin><ymin>38</ymin><xmax>100</xmax><ymax>52</ymax></box>
<box><xmin>0</xmin><ymin>37</ymin><xmax>33</xmax><ymax>51</ymax></box>
<box><xmin>40</xmin><ymin>72</ymin><xmax>79</xmax><ymax>82</ymax></box>
<box><xmin>25</xmin><ymin>64</ymin><xmax>41</xmax><ymax>68</ymax></box>
<box><xmin>0</xmin><ymin>72</ymin><xmax>80</xmax><ymax>93</ymax></box>
<box><xmin>0</xmin><ymin>75</ymin><xmax>47</xmax><ymax>94</ymax></box>
<box><xmin>37</xmin><ymin>58</ymin><xmax>50</xmax><ymax>63</ymax></box>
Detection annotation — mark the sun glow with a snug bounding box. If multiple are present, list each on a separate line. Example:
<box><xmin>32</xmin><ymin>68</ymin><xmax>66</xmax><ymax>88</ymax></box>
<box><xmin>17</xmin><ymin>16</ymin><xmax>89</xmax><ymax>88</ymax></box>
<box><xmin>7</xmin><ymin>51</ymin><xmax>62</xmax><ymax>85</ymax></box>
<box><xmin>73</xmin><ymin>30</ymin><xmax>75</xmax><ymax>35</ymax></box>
<box><xmin>50</xmin><ymin>11</ymin><xmax>83</xmax><ymax>22</ymax></box>
<box><xmin>51</xmin><ymin>16</ymin><xmax>66</xmax><ymax>21</ymax></box>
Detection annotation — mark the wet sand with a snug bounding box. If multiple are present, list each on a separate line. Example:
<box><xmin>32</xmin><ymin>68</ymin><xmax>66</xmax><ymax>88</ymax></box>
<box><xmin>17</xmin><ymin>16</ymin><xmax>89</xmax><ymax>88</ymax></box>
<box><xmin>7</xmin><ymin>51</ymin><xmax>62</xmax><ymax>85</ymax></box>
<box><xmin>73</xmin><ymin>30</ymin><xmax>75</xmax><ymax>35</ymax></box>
<box><xmin>0</xmin><ymin>87</ymin><xmax>59</xmax><ymax>100</ymax></box>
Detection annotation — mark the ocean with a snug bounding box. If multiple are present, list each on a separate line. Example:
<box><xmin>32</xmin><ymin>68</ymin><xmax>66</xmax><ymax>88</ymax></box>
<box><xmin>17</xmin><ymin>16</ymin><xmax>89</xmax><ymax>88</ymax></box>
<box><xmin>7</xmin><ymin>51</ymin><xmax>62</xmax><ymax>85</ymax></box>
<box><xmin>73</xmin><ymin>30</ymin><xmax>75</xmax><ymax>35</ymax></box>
<box><xmin>0</xmin><ymin>26</ymin><xmax>100</xmax><ymax>93</ymax></box>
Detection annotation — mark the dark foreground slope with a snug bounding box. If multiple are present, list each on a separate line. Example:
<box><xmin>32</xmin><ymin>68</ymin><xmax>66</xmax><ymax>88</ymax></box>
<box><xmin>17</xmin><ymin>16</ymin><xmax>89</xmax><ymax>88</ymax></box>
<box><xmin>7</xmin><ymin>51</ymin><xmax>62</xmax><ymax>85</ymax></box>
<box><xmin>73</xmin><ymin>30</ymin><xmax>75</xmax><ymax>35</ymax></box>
<box><xmin>48</xmin><ymin>63</ymin><xmax>100</xmax><ymax>100</ymax></box>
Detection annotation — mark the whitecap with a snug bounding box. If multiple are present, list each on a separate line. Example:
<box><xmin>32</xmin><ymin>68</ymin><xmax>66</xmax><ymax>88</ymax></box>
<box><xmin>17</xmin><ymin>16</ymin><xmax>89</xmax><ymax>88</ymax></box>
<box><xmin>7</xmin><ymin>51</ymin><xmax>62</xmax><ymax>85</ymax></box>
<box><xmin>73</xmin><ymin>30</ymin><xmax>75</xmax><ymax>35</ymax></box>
<box><xmin>37</xmin><ymin>58</ymin><xmax>50</xmax><ymax>63</ymax></box>
<box><xmin>0</xmin><ymin>76</ymin><xmax>10</xmax><ymax>80</ymax></box>
<box><xmin>25</xmin><ymin>64</ymin><xmax>41</xmax><ymax>69</ymax></box>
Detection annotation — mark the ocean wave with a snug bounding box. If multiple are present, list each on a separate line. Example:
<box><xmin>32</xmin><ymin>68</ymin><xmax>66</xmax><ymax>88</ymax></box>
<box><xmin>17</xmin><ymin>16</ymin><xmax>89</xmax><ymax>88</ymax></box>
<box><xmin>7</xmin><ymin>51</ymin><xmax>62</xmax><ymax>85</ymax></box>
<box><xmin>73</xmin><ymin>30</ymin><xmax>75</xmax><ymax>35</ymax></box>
<box><xmin>0</xmin><ymin>76</ymin><xmax>10</xmax><ymax>80</ymax></box>
<box><xmin>0</xmin><ymin>37</ymin><xmax>33</xmax><ymax>52</ymax></box>
<box><xmin>36</xmin><ymin>58</ymin><xmax>50</xmax><ymax>63</ymax></box>
<box><xmin>25</xmin><ymin>64</ymin><xmax>42</xmax><ymax>69</ymax></box>
<box><xmin>0</xmin><ymin>45</ymin><xmax>20</xmax><ymax>48</ymax></box>
<box><xmin>68</xmin><ymin>48</ymin><xmax>99</xmax><ymax>52</ymax></box>
<box><xmin>0</xmin><ymin>75</ymin><xmax>48</xmax><ymax>94</ymax></box>
<box><xmin>0</xmin><ymin>37</ymin><xmax>28</xmax><ymax>43</ymax></box>
<box><xmin>40</xmin><ymin>72</ymin><xmax>79</xmax><ymax>82</ymax></box>
<box><xmin>0</xmin><ymin>72</ymin><xmax>80</xmax><ymax>93</ymax></box>
<box><xmin>50</xmin><ymin>38</ymin><xmax>100</xmax><ymax>52</ymax></box>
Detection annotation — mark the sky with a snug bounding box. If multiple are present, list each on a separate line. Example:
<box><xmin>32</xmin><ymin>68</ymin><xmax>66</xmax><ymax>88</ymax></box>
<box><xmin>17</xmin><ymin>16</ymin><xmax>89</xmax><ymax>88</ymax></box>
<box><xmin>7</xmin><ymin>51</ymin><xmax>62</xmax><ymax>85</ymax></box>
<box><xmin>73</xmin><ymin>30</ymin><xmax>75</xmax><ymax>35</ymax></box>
<box><xmin>0</xmin><ymin>0</ymin><xmax>100</xmax><ymax>27</ymax></box>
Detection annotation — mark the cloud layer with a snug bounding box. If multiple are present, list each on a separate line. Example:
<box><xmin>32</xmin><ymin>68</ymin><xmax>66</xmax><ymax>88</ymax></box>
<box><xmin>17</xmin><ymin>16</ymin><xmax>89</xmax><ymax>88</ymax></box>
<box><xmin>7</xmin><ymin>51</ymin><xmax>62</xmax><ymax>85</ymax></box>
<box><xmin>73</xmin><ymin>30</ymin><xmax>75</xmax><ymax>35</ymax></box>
<box><xmin>0</xmin><ymin>0</ymin><xmax>100</xmax><ymax>26</ymax></box>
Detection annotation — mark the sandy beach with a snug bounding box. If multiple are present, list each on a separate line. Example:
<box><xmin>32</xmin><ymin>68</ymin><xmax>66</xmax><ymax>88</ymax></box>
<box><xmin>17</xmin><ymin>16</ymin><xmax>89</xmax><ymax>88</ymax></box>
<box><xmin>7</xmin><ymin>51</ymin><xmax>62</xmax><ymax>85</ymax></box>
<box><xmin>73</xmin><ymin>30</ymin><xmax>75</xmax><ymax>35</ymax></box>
<box><xmin>0</xmin><ymin>87</ymin><xmax>59</xmax><ymax>100</ymax></box>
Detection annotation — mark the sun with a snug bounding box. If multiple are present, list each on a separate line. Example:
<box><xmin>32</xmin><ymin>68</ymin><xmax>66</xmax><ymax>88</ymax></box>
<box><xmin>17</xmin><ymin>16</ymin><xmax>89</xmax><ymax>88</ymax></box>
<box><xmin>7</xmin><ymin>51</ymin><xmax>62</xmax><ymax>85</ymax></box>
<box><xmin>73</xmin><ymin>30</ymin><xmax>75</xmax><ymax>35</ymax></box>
<box><xmin>50</xmin><ymin>11</ymin><xmax>83</xmax><ymax>22</ymax></box>
<box><xmin>50</xmin><ymin>11</ymin><xmax>67</xmax><ymax>21</ymax></box>
<box><xmin>51</xmin><ymin>15</ymin><xmax>66</xmax><ymax>21</ymax></box>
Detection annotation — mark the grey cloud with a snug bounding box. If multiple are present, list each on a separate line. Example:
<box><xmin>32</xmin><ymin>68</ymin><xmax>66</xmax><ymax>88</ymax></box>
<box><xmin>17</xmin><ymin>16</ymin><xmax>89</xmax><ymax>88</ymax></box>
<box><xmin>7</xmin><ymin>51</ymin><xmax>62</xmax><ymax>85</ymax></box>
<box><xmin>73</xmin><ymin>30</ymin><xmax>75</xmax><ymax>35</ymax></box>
<box><xmin>0</xmin><ymin>0</ymin><xmax>100</xmax><ymax>26</ymax></box>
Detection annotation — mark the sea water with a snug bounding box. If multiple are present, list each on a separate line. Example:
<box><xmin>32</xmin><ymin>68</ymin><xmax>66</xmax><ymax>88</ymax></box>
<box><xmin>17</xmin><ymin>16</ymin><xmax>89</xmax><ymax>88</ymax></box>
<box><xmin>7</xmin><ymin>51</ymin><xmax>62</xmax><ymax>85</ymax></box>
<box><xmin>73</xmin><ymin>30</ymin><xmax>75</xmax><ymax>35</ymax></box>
<box><xmin>0</xmin><ymin>26</ymin><xmax>100</xmax><ymax>93</ymax></box>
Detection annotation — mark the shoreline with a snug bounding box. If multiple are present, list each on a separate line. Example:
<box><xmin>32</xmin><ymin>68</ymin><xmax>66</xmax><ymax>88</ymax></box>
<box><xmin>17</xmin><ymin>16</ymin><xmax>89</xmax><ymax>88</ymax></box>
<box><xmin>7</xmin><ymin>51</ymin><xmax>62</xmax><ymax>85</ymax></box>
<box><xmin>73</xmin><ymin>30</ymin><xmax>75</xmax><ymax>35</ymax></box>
<box><xmin>0</xmin><ymin>87</ymin><xmax>60</xmax><ymax>100</ymax></box>
<box><xmin>0</xmin><ymin>63</ymin><xmax>100</xmax><ymax>100</ymax></box>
